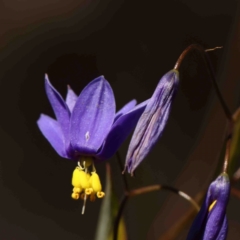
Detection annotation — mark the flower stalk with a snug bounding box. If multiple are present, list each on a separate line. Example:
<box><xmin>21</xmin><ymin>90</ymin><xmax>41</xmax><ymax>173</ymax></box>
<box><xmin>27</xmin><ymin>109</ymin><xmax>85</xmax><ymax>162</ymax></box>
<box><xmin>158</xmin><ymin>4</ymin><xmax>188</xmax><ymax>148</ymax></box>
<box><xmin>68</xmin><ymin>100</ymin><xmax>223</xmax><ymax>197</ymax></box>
<box><xmin>174</xmin><ymin>44</ymin><xmax>232</xmax><ymax>121</ymax></box>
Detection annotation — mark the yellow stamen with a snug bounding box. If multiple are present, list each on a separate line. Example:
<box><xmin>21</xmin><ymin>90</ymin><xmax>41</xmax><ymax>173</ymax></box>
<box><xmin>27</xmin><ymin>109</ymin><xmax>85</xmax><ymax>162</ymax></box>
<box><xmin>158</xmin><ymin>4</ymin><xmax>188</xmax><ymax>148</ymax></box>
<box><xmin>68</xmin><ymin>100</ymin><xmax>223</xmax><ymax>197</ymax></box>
<box><xmin>85</xmin><ymin>188</ymin><xmax>93</xmax><ymax>195</ymax></box>
<box><xmin>71</xmin><ymin>192</ymin><xmax>79</xmax><ymax>200</ymax></box>
<box><xmin>72</xmin><ymin>167</ymin><xmax>90</xmax><ymax>189</ymax></box>
<box><xmin>70</xmin><ymin>159</ymin><xmax>105</xmax><ymax>211</ymax></box>
<box><xmin>73</xmin><ymin>187</ymin><xmax>81</xmax><ymax>193</ymax></box>
<box><xmin>86</xmin><ymin>173</ymin><xmax>90</xmax><ymax>180</ymax></box>
<box><xmin>90</xmin><ymin>172</ymin><xmax>102</xmax><ymax>193</ymax></box>
<box><xmin>97</xmin><ymin>191</ymin><xmax>105</xmax><ymax>198</ymax></box>
<box><xmin>209</xmin><ymin>200</ymin><xmax>217</xmax><ymax>212</ymax></box>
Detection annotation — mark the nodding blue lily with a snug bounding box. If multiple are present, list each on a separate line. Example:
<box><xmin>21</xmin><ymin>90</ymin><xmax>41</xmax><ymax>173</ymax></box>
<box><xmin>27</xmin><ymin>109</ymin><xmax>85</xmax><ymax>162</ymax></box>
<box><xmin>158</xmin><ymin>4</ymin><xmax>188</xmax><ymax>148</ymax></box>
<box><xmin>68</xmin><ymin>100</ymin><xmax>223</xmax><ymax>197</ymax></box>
<box><xmin>125</xmin><ymin>69</ymin><xmax>179</xmax><ymax>175</ymax></box>
<box><xmin>37</xmin><ymin>75</ymin><xmax>147</xmax><ymax>211</ymax></box>
<box><xmin>186</xmin><ymin>172</ymin><xmax>230</xmax><ymax>240</ymax></box>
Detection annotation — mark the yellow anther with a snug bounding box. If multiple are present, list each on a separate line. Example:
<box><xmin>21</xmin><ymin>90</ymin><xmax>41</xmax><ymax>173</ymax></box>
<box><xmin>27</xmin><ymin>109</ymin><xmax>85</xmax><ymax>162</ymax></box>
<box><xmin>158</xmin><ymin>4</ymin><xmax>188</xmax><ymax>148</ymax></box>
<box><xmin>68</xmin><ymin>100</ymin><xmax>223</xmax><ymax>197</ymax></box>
<box><xmin>90</xmin><ymin>194</ymin><xmax>96</xmax><ymax>202</ymax></box>
<box><xmin>71</xmin><ymin>192</ymin><xmax>79</xmax><ymax>200</ymax></box>
<box><xmin>85</xmin><ymin>188</ymin><xmax>93</xmax><ymax>195</ymax></box>
<box><xmin>73</xmin><ymin>187</ymin><xmax>81</xmax><ymax>193</ymax></box>
<box><xmin>71</xmin><ymin>161</ymin><xmax>105</xmax><ymax>206</ymax></box>
<box><xmin>72</xmin><ymin>168</ymin><xmax>90</xmax><ymax>189</ymax></box>
<box><xmin>97</xmin><ymin>191</ymin><xmax>105</xmax><ymax>198</ymax></box>
<box><xmin>209</xmin><ymin>200</ymin><xmax>217</xmax><ymax>212</ymax></box>
<box><xmin>86</xmin><ymin>173</ymin><xmax>90</xmax><ymax>180</ymax></box>
<box><xmin>90</xmin><ymin>172</ymin><xmax>102</xmax><ymax>193</ymax></box>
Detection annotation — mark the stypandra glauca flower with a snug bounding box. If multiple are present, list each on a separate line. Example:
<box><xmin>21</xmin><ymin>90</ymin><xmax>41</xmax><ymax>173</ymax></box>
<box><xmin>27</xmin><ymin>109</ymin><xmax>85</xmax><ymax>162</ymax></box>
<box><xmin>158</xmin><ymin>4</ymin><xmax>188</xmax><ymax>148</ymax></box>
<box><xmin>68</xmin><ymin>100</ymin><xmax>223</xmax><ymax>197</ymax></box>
<box><xmin>37</xmin><ymin>75</ymin><xmax>148</xmax><ymax>213</ymax></box>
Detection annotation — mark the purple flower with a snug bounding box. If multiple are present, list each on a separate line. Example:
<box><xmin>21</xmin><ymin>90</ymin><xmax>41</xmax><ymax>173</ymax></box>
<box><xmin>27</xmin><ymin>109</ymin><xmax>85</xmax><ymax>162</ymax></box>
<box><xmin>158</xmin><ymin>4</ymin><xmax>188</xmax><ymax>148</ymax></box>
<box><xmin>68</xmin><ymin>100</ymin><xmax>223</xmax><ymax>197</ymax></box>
<box><xmin>186</xmin><ymin>173</ymin><xmax>230</xmax><ymax>240</ymax></box>
<box><xmin>37</xmin><ymin>74</ymin><xmax>148</xmax><ymax>207</ymax></box>
<box><xmin>37</xmin><ymin>75</ymin><xmax>148</xmax><ymax>162</ymax></box>
<box><xmin>125</xmin><ymin>70</ymin><xmax>179</xmax><ymax>175</ymax></box>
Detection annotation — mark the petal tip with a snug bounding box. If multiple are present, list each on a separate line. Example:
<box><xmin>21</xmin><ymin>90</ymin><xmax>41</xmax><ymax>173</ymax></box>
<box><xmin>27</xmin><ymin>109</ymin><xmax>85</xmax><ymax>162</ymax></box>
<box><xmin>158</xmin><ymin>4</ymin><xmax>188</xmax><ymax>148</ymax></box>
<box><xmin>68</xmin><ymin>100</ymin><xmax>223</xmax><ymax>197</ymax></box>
<box><xmin>45</xmin><ymin>73</ymin><xmax>49</xmax><ymax>81</ymax></box>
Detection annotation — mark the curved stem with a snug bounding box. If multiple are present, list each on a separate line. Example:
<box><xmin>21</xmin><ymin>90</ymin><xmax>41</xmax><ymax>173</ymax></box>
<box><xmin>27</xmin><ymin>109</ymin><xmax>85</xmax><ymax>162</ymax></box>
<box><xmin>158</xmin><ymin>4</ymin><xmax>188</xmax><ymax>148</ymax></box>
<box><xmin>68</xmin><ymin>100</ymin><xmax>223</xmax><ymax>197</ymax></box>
<box><xmin>223</xmin><ymin>137</ymin><xmax>231</xmax><ymax>173</ymax></box>
<box><xmin>174</xmin><ymin>44</ymin><xmax>232</xmax><ymax>121</ymax></box>
<box><xmin>113</xmin><ymin>184</ymin><xmax>199</xmax><ymax>240</ymax></box>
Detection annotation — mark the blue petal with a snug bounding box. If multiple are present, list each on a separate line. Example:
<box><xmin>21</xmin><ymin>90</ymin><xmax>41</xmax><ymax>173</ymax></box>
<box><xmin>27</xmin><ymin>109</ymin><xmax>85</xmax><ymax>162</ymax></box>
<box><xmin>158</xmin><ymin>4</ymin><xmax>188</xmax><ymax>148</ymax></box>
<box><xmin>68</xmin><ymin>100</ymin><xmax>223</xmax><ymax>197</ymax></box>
<box><xmin>45</xmin><ymin>75</ymin><xmax>71</xmax><ymax>145</ymax></box>
<box><xmin>66</xmin><ymin>85</ymin><xmax>78</xmax><ymax>112</ymax></box>
<box><xmin>37</xmin><ymin>114</ymin><xmax>68</xmax><ymax>158</ymax></box>
<box><xmin>216</xmin><ymin>217</ymin><xmax>228</xmax><ymax>240</ymax></box>
<box><xmin>114</xmin><ymin>99</ymin><xmax>137</xmax><ymax>122</ymax></box>
<box><xmin>203</xmin><ymin>174</ymin><xmax>230</xmax><ymax>240</ymax></box>
<box><xmin>96</xmin><ymin>99</ymin><xmax>148</xmax><ymax>160</ymax></box>
<box><xmin>70</xmin><ymin>76</ymin><xmax>116</xmax><ymax>155</ymax></box>
<box><xmin>186</xmin><ymin>189</ymin><xmax>211</xmax><ymax>240</ymax></box>
<box><xmin>125</xmin><ymin>70</ymin><xmax>179</xmax><ymax>174</ymax></box>
<box><xmin>186</xmin><ymin>173</ymin><xmax>230</xmax><ymax>240</ymax></box>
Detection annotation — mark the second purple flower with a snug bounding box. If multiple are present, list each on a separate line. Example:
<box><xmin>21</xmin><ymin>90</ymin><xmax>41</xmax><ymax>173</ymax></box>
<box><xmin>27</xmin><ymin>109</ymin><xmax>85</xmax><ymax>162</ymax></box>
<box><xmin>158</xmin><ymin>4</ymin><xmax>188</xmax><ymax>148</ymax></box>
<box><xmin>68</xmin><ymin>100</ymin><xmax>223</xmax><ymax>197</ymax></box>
<box><xmin>125</xmin><ymin>70</ymin><xmax>179</xmax><ymax>175</ymax></box>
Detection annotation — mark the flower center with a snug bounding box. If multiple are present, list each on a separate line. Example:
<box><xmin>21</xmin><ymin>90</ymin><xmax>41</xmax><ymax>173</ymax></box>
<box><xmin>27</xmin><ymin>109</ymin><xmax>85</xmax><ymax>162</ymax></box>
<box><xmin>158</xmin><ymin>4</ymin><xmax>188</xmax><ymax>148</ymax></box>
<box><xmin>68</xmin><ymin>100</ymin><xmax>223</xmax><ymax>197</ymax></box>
<box><xmin>71</xmin><ymin>157</ymin><xmax>105</xmax><ymax>214</ymax></box>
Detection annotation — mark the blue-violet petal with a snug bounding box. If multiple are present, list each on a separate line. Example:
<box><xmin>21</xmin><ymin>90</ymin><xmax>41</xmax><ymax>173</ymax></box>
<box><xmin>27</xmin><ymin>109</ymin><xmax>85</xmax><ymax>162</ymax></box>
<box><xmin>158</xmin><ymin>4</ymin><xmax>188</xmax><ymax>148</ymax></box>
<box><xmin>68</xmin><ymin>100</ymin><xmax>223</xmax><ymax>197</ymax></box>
<box><xmin>37</xmin><ymin>114</ymin><xmax>68</xmax><ymax>158</ymax></box>
<box><xmin>70</xmin><ymin>76</ymin><xmax>116</xmax><ymax>155</ymax></box>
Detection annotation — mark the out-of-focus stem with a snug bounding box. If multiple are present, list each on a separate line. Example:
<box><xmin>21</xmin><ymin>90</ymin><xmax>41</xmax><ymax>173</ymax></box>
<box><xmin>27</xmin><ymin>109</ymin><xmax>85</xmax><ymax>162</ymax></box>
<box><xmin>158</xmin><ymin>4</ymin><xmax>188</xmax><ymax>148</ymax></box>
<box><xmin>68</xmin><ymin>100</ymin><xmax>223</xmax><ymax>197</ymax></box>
<box><xmin>113</xmin><ymin>184</ymin><xmax>199</xmax><ymax>240</ymax></box>
<box><xmin>157</xmin><ymin>190</ymin><xmax>205</xmax><ymax>240</ymax></box>
<box><xmin>231</xmin><ymin>187</ymin><xmax>240</xmax><ymax>200</ymax></box>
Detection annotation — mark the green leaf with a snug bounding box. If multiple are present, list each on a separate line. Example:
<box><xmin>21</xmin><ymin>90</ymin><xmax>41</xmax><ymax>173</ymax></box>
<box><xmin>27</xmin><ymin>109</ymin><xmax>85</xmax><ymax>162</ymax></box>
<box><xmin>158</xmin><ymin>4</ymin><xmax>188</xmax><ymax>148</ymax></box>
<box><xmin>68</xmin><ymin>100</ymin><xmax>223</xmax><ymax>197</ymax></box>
<box><xmin>94</xmin><ymin>164</ymin><xmax>112</xmax><ymax>240</ymax></box>
<box><xmin>95</xmin><ymin>163</ymin><xmax>127</xmax><ymax>240</ymax></box>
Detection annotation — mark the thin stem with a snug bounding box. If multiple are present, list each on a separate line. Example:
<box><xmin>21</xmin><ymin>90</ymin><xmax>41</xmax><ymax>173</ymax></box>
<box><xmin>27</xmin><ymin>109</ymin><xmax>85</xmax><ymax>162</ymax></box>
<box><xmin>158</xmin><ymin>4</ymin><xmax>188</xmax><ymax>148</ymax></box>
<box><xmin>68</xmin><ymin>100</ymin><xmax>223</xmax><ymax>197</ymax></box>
<box><xmin>128</xmin><ymin>185</ymin><xmax>200</xmax><ymax>211</ymax></box>
<box><xmin>223</xmin><ymin>137</ymin><xmax>231</xmax><ymax>173</ymax></box>
<box><xmin>116</xmin><ymin>151</ymin><xmax>129</xmax><ymax>191</ymax></box>
<box><xmin>113</xmin><ymin>184</ymin><xmax>199</xmax><ymax>240</ymax></box>
<box><xmin>174</xmin><ymin>44</ymin><xmax>232</xmax><ymax>121</ymax></box>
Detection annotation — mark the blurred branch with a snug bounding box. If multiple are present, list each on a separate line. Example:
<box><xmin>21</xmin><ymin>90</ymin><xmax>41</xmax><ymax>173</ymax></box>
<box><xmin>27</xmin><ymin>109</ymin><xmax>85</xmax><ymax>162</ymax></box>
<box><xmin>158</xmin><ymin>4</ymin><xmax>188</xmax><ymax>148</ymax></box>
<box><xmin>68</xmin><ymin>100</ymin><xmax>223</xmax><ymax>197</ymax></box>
<box><xmin>113</xmin><ymin>184</ymin><xmax>199</xmax><ymax>240</ymax></box>
<box><xmin>157</xmin><ymin>190</ymin><xmax>205</xmax><ymax>240</ymax></box>
<box><xmin>232</xmin><ymin>168</ymin><xmax>240</xmax><ymax>182</ymax></box>
<box><xmin>231</xmin><ymin>187</ymin><xmax>240</xmax><ymax>200</ymax></box>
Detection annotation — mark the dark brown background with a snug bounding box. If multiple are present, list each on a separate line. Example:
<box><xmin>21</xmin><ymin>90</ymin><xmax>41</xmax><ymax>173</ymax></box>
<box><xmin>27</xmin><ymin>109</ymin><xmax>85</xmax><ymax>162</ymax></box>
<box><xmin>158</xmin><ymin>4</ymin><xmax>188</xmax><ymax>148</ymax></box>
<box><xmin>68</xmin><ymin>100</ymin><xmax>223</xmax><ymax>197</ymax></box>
<box><xmin>0</xmin><ymin>0</ymin><xmax>240</xmax><ymax>239</ymax></box>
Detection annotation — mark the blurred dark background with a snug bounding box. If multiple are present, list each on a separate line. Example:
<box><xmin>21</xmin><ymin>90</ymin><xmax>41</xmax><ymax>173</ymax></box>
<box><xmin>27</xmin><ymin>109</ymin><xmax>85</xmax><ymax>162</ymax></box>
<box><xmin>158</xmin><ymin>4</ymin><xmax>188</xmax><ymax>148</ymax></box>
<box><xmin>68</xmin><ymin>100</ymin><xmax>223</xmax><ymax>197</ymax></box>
<box><xmin>1</xmin><ymin>0</ymin><xmax>240</xmax><ymax>239</ymax></box>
